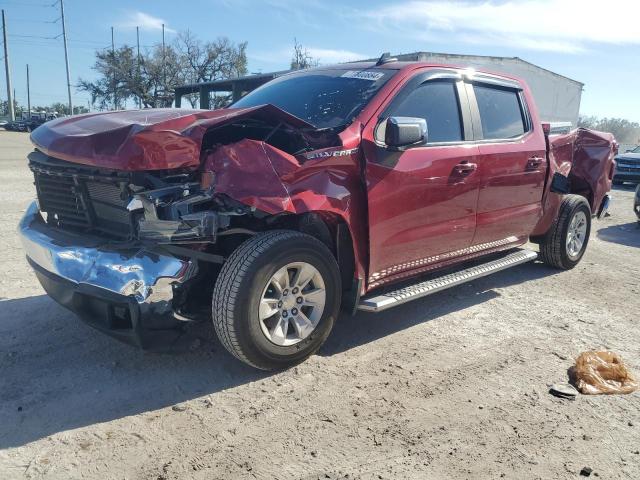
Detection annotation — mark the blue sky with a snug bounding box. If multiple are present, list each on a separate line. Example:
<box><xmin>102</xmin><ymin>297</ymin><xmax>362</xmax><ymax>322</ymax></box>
<box><xmin>1</xmin><ymin>0</ymin><xmax>638</xmax><ymax>121</ymax></box>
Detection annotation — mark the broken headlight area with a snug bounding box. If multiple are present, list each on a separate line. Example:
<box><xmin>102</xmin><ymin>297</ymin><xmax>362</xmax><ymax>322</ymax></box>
<box><xmin>130</xmin><ymin>183</ymin><xmax>254</xmax><ymax>245</ymax></box>
<box><xmin>137</xmin><ymin>211</ymin><xmax>220</xmax><ymax>244</ymax></box>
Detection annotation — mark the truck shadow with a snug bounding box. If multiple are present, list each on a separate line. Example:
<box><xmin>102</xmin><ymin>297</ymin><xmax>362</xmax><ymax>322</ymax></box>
<box><xmin>321</xmin><ymin>261</ymin><xmax>555</xmax><ymax>356</ymax></box>
<box><xmin>0</xmin><ymin>261</ymin><xmax>556</xmax><ymax>449</ymax></box>
<box><xmin>596</xmin><ymin>221</ymin><xmax>640</xmax><ymax>248</ymax></box>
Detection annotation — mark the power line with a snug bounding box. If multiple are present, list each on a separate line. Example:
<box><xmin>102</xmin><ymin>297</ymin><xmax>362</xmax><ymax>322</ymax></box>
<box><xmin>9</xmin><ymin>33</ymin><xmax>58</xmax><ymax>39</ymax></box>
<box><xmin>6</xmin><ymin>17</ymin><xmax>58</xmax><ymax>23</ymax></box>
<box><xmin>0</xmin><ymin>1</ymin><xmax>54</xmax><ymax>7</ymax></box>
<box><xmin>8</xmin><ymin>33</ymin><xmax>110</xmax><ymax>46</ymax></box>
<box><xmin>9</xmin><ymin>40</ymin><xmax>108</xmax><ymax>50</ymax></box>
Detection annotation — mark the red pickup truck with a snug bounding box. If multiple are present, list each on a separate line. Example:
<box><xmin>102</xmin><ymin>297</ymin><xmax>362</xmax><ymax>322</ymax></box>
<box><xmin>19</xmin><ymin>57</ymin><xmax>616</xmax><ymax>369</ymax></box>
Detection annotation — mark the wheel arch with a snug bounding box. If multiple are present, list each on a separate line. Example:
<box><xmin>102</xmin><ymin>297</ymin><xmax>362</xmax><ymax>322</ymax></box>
<box><xmin>269</xmin><ymin>211</ymin><xmax>357</xmax><ymax>293</ymax></box>
<box><xmin>531</xmin><ymin>190</ymin><xmax>592</xmax><ymax>240</ymax></box>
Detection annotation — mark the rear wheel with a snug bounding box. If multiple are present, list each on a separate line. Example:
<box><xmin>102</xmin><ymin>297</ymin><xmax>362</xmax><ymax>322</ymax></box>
<box><xmin>539</xmin><ymin>195</ymin><xmax>591</xmax><ymax>270</ymax></box>
<box><xmin>212</xmin><ymin>230</ymin><xmax>341</xmax><ymax>370</ymax></box>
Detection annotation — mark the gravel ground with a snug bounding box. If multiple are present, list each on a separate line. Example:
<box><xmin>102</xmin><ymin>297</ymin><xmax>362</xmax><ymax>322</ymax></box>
<box><xmin>0</xmin><ymin>130</ymin><xmax>639</xmax><ymax>480</ymax></box>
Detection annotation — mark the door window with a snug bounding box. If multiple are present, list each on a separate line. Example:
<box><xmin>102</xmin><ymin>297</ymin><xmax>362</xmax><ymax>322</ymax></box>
<box><xmin>473</xmin><ymin>85</ymin><xmax>527</xmax><ymax>139</ymax></box>
<box><xmin>389</xmin><ymin>80</ymin><xmax>463</xmax><ymax>143</ymax></box>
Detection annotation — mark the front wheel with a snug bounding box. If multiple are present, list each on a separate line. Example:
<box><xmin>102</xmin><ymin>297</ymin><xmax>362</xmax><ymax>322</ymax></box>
<box><xmin>212</xmin><ymin>230</ymin><xmax>341</xmax><ymax>370</ymax></box>
<box><xmin>539</xmin><ymin>195</ymin><xmax>591</xmax><ymax>270</ymax></box>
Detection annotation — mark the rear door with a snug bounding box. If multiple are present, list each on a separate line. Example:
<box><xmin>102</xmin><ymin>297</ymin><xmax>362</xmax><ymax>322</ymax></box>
<box><xmin>362</xmin><ymin>71</ymin><xmax>480</xmax><ymax>288</ymax></box>
<box><xmin>467</xmin><ymin>81</ymin><xmax>547</xmax><ymax>245</ymax></box>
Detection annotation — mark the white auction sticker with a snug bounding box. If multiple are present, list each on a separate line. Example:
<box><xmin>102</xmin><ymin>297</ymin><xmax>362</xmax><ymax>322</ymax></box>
<box><xmin>341</xmin><ymin>70</ymin><xmax>385</xmax><ymax>81</ymax></box>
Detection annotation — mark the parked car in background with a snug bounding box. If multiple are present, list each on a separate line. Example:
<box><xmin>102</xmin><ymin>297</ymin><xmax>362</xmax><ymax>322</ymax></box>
<box><xmin>4</xmin><ymin>120</ymin><xmax>31</xmax><ymax>132</ymax></box>
<box><xmin>3</xmin><ymin>112</ymin><xmax>58</xmax><ymax>133</ymax></box>
<box><xmin>19</xmin><ymin>60</ymin><xmax>617</xmax><ymax>369</ymax></box>
<box><xmin>613</xmin><ymin>145</ymin><xmax>640</xmax><ymax>185</ymax></box>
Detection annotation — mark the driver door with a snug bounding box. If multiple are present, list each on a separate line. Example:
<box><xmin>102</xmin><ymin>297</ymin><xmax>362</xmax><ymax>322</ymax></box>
<box><xmin>362</xmin><ymin>72</ymin><xmax>480</xmax><ymax>288</ymax></box>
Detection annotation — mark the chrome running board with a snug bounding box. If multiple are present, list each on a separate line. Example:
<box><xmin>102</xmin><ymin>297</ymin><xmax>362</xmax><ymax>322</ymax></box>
<box><xmin>357</xmin><ymin>249</ymin><xmax>538</xmax><ymax>312</ymax></box>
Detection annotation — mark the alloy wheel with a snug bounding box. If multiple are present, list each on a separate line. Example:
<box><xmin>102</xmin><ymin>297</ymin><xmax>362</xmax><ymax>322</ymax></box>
<box><xmin>258</xmin><ymin>262</ymin><xmax>326</xmax><ymax>346</ymax></box>
<box><xmin>566</xmin><ymin>210</ymin><xmax>587</xmax><ymax>259</ymax></box>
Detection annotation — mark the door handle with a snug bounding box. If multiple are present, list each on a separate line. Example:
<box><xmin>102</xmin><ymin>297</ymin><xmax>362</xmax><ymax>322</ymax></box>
<box><xmin>526</xmin><ymin>156</ymin><xmax>543</xmax><ymax>170</ymax></box>
<box><xmin>454</xmin><ymin>161</ymin><xmax>477</xmax><ymax>175</ymax></box>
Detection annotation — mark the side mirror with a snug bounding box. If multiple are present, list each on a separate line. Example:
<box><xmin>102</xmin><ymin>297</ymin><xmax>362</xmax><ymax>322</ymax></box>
<box><xmin>385</xmin><ymin>116</ymin><xmax>428</xmax><ymax>148</ymax></box>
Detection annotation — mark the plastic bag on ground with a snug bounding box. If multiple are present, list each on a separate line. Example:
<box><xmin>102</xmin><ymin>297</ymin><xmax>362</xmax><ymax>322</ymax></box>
<box><xmin>571</xmin><ymin>351</ymin><xmax>638</xmax><ymax>395</ymax></box>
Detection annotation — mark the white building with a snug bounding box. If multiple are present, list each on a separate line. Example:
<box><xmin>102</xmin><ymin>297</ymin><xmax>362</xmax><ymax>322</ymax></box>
<box><xmin>386</xmin><ymin>52</ymin><xmax>583</xmax><ymax>126</ymax></box>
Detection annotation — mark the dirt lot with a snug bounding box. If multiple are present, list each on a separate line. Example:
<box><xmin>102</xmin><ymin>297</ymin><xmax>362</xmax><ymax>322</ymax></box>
<box><xmin>0</xmin><ymin>129</ymin><xmax>639</xmax><ymax>479</ymax></box>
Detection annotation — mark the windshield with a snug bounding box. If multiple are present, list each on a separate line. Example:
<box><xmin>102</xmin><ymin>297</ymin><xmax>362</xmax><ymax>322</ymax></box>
<box><xmin>632</xmin><ymin>146</ymin><xmax>640</xmax><ymax>153</ymax></box>
<box><xmin>232</xmin><ymin>68</ymin><xmax>396</xmax><ymax>129</ymax></box>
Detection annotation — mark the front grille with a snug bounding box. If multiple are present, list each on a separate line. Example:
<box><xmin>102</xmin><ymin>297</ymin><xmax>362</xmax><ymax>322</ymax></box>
<box><xmin>35</xmin><ymin>173</ymin><xmax>90</xmax><ymax>228</ymax></box>
<box><xmin>34</xmin><ymin>170</ymin><xmax>134</xmax><ymax>238</ymax></box>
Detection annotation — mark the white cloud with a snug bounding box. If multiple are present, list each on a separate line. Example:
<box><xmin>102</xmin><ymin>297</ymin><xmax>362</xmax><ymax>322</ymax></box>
<box><xmin>119</xmin><ymin>12</ymin><xmax>176</xmax><ymax>33</ymax></box>
<box><xmin>306</xmin><ymin>48</ymin><xmax>366</xmax><ymax>63</ymax></box>
<box><xmin>365</xmin><ymin>0</ymin><xmax>640</xmax><ymax>53</ymax></box>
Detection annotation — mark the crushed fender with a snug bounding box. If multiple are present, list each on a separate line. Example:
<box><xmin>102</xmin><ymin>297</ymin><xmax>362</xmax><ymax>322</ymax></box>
<box><xmin>532</xmin><ymin>128</ymin><xmax>617</xmax><ymax>236</ymax></box>
<box><xmin>548</xmin><ymin>128</ymin><xmax>617</xmax><ymax>210</ymax></box>
<box><xmin>201</xmin><ymin>125</ymin><xmax>369</xmax><ymax>284</ymax></box>
<box><xmin>203</xmin><ymin>139</ymin><xmax>299</xmax><ymax>213</ymax></box>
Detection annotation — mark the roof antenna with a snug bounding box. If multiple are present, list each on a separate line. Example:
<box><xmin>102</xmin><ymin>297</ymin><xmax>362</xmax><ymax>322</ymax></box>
<box><xmin>376</xmin><ymin>52</ymin><xmax>397</xmax><ymax>66</ymax></box>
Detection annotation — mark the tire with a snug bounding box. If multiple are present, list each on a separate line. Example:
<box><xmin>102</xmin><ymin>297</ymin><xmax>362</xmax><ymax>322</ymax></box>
<box><xmin>212</xmin><ymin>230</ymin><xmax>341</xmax><ymax>370</ymax></box>
<box><xmin>539</xmin><ymin>195</ymin><xmax>591</xmax><ymax>270</ymax></box>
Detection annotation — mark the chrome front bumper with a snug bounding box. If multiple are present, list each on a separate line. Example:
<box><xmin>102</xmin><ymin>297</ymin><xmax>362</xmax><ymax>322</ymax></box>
<box><xmin>19</xmin><ymin>201</ymin><xmax>199</xmax><ymax>348</ymax></box>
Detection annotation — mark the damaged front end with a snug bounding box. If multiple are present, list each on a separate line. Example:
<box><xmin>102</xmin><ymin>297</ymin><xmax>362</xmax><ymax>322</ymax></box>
<box><xmin>22</xmin><ymin>150</ymin><xmax>264</xmax><ymax>348</ymax></box>
<box><xmin>21</xmin><ymin>104</ymin><xmax>367</xmax><ymax>349</ymax></box>
<box><xmin>133</xmin><ymin>183</ymin><xmax>221</xmax><ymax>244</ymax></box>
<box><xmin>19</xmin><ymin>201</ymin><xmax>199</xmax><ymax>349</ymax></box>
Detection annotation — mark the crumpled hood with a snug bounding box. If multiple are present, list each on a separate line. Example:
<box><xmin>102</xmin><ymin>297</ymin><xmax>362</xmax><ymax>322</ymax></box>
<box><xmin>29</xmin><ymin>105</ymin><xmax>314</xmax><ymax>171</ymax></box>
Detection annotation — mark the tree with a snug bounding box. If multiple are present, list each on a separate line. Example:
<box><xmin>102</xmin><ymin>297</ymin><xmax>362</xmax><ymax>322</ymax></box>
<box><xmin>78</xmin><ymin>45</ymin><xmax>136</xmax><ymax>110</ymax></box>
<box><xmin>48</xmin><ymin>102</ymin><xmax>89</xmax><ymax>116</ymax></box>
<box><xmin>578</xmin><ymin>115</ymin><xmax>640</xmax><ymax>144</ymax></box>
<box><xmin>290</xmin><ymin>38</ymin><xmax>318</xmax><ymax>70</ymax></box>
<box><xmin>78</xmin><ymin>32</ymin><xmax>247</xmax><ymax>110</ymax></box>
<box><xmin>174</xmin><ymin>31</ymin><xmax>247</xmax><ymax>108</ymax></box>
<box><xmin>577</xmin><ymin>115</ymin><xmax>597</xmax><ymax>129</ymax></box>
<box><xmin>0</xmin><ymin>99</ymin><xmax>19</xmax><ymax>117</ymax></box>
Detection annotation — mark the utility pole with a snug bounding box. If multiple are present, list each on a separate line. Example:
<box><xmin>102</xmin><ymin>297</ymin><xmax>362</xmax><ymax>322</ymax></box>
<box><xmin>2</xmin><ymin>10</ymin><xmax>15</xmax><ymax>121</ymax></box>
<box><xmin>26</xmin><ymin>64</ymin><xmax>31</xmax><ymax>118</ymax></box>
<box><xmin>136</xmin><ymin>26</ymin><xmax>141</xmax><ymax>109</ymax></box>
<box><xmin>162</xmin><ymin>23</ymin><xmax>166</xmax><ymax>104</ymax></box>
<box><xmin>59</xmin><ymin>0</ymin><xmax>73</xmax><ymax>115</ymax></box>
<box><xmin>111</xmin><ymin>26</ymin><xmax>116</xmax><ymax>110</ymax></box>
